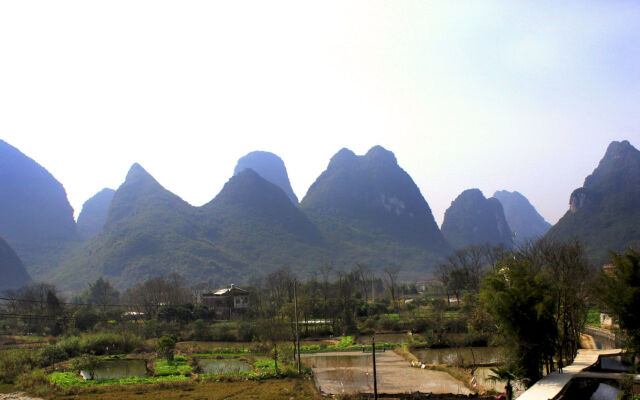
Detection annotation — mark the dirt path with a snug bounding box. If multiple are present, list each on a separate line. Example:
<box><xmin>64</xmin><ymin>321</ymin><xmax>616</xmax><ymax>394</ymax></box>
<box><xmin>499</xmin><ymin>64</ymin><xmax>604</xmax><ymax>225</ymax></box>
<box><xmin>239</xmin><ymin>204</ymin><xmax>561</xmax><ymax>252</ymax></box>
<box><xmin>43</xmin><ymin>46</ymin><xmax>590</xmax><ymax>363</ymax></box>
<box><xmin>0</xmin><ymin>393</ymin><xmax>43</xmax><ymax>400</ymax></box>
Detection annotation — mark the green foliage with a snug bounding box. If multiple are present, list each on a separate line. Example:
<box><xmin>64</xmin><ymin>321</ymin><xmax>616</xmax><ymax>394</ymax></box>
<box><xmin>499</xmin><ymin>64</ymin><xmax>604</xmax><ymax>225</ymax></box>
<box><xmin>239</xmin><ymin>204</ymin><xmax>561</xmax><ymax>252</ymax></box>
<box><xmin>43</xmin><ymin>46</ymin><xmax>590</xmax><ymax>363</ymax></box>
<box><xmin>73</xmin><ymin>308</ymin><xmax>101</xmax><ymax>331</ymax></box>
<box><xmin>78</xmin><ymin>332</ymin><xmax>142</xmax><ymax>355</ymax></box>
<box><xmin>56</xmin><ymin>336</ymin><xmax>80</xmax><ymax>357</ymax></box>
<box><xmin>335</xmin><ymin>336</ymin><xmax>354</xmax><ymax>348</ymax></box>
<box><xmin>49</xmin><ymin>371</ymin><xmax>189</xmax><ymax>387</ymax></box>
<box><xmin>481</xmin><ymin>258</ymin><xmax>557</xmax><ymax>386</ymax></box>
<box><xmin>154</xmin><ymin>355</ymin><xmax>192</xmax><ymax>376</ymax></box>
<box><xmin>298</xmin><ymin>336</ymin><xmax>396</xmax><ymax>354</ymax></box>
<box><xmin>586</xmin><ymin>309</ymin><xmax>601</xmax><ymax>327</ymax></box>
<box><xmin>157</xmin><ymin>335</ymin><xmax>177</xmax><ymax>361</ymax></box>
<box><xmin>15</xmin><ymin>368</ymin><xmax>51</xmax><ymax>394</ymax></box>
<box><xmin>70</xmin><ymin>355</ymin><xmax>101</xmax><ymax>380</ymax></box>
<box><xmin>0</xmin><ymin>349</ymin><xmax>37</xmax><ymax>383</ymax></box>
<box><xmin>38</xmin><ymin>344</ymin><xmax>69</xmax><ymax>366</ymax></box>
<box><xmin>594</xmin><ymin>249</ymin><xmax>640</xmax><ymax>358</ymax></box>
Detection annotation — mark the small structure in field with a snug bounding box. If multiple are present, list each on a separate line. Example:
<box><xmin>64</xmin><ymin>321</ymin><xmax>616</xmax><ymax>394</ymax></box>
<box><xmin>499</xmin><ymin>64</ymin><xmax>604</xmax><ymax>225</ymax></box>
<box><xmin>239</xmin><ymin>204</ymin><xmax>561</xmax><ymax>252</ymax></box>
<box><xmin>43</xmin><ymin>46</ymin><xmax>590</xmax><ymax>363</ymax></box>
<box><xmin>200</xmin><ymin>284</ymin><xmax>249</xmax><ymax>319</ymax></box>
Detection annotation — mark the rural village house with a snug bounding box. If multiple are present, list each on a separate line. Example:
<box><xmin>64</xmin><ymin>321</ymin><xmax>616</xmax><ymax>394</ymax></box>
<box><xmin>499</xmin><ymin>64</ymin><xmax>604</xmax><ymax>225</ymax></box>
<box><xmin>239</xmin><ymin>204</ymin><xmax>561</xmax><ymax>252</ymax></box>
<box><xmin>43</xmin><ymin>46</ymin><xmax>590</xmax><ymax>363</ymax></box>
<box><xmin>199</xmin><ymin>284</ymin><xmax>249</xmax><ymax>319</ymax></box>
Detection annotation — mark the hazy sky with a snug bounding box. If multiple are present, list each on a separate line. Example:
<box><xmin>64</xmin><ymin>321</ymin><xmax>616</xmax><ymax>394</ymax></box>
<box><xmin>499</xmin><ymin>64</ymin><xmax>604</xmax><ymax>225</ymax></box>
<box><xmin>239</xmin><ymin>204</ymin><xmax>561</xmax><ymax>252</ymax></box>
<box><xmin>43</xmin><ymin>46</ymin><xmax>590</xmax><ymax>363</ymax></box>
<box><xmin>1</xmin><ymin>1</ymin><xmax>639</xmax><ymax>225</ymax></box>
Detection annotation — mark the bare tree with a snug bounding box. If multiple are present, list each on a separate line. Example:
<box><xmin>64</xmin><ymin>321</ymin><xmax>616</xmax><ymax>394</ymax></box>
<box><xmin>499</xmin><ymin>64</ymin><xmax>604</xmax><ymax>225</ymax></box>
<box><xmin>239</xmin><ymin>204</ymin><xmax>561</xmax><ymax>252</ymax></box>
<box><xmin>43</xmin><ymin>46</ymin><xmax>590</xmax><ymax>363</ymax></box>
<box><xmin>123</xmin><ymin>274</ymin><xmax>192</xmax><ymax>316</ymax></box>
<box><xmin>383</xmin><ymin>265</ymin><xmax>401</xmax><ymax>302</ymax></box>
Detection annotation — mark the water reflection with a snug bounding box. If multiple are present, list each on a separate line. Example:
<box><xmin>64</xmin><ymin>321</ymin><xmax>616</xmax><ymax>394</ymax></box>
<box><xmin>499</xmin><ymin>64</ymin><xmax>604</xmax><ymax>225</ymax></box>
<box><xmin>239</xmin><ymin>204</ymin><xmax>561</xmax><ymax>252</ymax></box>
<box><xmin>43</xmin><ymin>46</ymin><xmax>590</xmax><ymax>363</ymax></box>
<box><xmin>302</xmin><ymin>352</ymin><xmax>471</xmax><ymax>395</ymax></box>
<box><xmin>354</xmin><ymin>333</ymin><xmax>410</xmax><ymax>345</ymax></box>
<box><xmin>81</xmin><ymin>359</ymin><xmax>147</xmax><ymax>380</ymax></box>
<box><xmin>198</xmin><ymin>358</ymin><xmax>251</xmax><ymax>374</ymax></box>
<box><xmin>413</xmin><ymin>347</ymin><xmax>505</xmax><ymax>366</ymax></box>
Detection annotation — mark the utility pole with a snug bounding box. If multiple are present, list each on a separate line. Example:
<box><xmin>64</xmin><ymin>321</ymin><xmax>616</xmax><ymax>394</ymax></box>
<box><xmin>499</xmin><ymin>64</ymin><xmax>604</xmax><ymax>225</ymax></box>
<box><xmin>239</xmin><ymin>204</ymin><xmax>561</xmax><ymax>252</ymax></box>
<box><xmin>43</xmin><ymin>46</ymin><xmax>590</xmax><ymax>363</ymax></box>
<box><xmin>372</xmin><ymin>335</ymin><xmax>378</xmax><ymax>400</ymax></box>
<box><xmin>294</xmin><ymin>279</ymin><xmax>301</xmax><ymax>374</ymax></box>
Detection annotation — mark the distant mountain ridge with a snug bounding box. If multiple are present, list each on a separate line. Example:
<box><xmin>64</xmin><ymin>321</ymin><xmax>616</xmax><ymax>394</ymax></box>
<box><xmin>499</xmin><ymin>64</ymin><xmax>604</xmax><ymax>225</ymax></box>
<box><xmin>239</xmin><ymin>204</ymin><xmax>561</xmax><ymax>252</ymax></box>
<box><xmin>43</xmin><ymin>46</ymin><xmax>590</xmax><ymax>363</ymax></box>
<box><xmin>546</xmin><ymin>140</ymin><xmax>640</xmax><ymax>260</ymax></box>
<box><xmin>77</xmin><ymin>188</ymin><xmax>115</xmax><ymax>239</ymax></box>
<box><xmin>492</xmin><ymin>190</ymin><xmax>551</xmax><ymax>245</ymax></box>
<box><xmin>0</xmin><ymin>236</ymin><xmax>31</xmax><ymax>291</ymax></box>
<box><xmin>441</xmin><ymin>188</ymin><xmax>513</xmax><ymax>249</ymax></box>
<box><xmin>47</xmin><ymin>146</ymin><xmax>449</xmax><ymax>291</ymax></box>
<box><xmin>234</xmin><ymin>151</ymin><xmax>298</xmax><ymax>203</ymax></box>
<box><xmin>0</xmin><ymin>139</ymin><xmax>79</xmax><ymax>275</ymax></box>
<box><xmin>301</xmin><ymin>146</ymin><xmax>448</xmax><ymax>252</ymax></box>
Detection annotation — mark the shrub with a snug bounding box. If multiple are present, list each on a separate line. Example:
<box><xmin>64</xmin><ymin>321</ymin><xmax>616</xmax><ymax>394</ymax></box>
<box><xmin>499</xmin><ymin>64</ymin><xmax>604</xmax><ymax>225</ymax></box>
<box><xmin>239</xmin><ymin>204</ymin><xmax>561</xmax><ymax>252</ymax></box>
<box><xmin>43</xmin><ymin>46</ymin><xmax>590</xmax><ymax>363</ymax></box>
<box><xmin>210</xmin><ymin>323</ymin><xmax>237</xmax><ymax>341</ymax></box>
<box><xmin>157</xmin><ymin>335</ymin><xmax>177</xmax><ymax>361</ymax></box>
<box><xmin>15</xmin><ymin>368</ymin><xmax>50</xmax><ymax>394</ymax></box>
<box><xmin>0</xmin><ymin>349</ymin><xmax>37</xmax><ymax>383</ymax></box>
<box><xmin>57</xmin><ymin>336</ymin><xmax>80</xmax><ymax>357</ymax></box>
<box><xmin>71</xmin><ymin>354</ymin><xmax>101</xmax><ymax>380</ymax></box>
<box><xmin>379</xmin><ymin>316</ymin><xmax>399</xmax><ymax>331</ymax></box>
<box><xmin>73</xmin><ymin>308</ymin><xmax>100</xmax><ymax>331</ymax></box>
<box><xmin>38</xmin><ymin>345</ymin><xmax>69</xmax><ymax>366</ymax></box>
<box><xmin>79</xmin><ymin>332</ymin><xmax>142</xmax><ymax>355</ymax></box>
<box><xmin>190</xmin><ymin>319</ymin><xmax>211</xmax><ymax>341</ymax></box>
<box><xmin>407</xmin><ymin>317</ymin><xmax>433</xmax><ymax>333</ymax></box>
<box><xmin>237</xmin><ymin>321</ymin><xmax>254</xmax><ymax>342</ymax></box>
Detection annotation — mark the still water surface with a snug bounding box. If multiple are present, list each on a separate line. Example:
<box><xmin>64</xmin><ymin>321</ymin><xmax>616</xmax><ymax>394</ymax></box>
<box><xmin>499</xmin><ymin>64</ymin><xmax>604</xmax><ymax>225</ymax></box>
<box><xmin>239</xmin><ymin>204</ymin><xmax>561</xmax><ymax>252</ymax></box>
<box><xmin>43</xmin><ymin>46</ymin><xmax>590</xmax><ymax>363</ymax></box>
<box><xmin>302</xmin><ymin>352</ymin><xmax>471</xmax><ymax>395</ymax></box>
<box><xmin>412</xmin><ymin>347</ymin><xmax>505</xmax><ymax>366</ymax></box>
<box><xmin>82</xmin><ymin>359</ymin><xmax>148</xmax><ymax>380</ymax></box>
<box><xmin>198</xmin><ymin>358</ymin><xmax>251</xmax><ymax>374</ymax></box>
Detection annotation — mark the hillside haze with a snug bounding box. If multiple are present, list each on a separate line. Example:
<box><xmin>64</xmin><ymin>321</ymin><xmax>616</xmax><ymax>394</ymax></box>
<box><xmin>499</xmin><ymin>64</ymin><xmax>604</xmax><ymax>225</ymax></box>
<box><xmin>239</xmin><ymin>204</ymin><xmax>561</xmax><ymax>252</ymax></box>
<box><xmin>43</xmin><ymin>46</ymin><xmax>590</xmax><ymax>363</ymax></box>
<box><xmin>301</xmin><ymin>146</ymin><xmax>449</xmax><ymax>272</ymax></box>
<box><xmin>49</xmin><ymin>163</ymin><xmax>326</xmax><ymax>290</ymax></box>
<box><xmin>234</xmin><ymin>151</ymin><xmax>298</xmax><ymax>203</ymax></box>
<box><xmin>492</xmin><ymin>190</ymin><xmax>551</xmax><ymax>245</ymax></box>
<box><xmin>0</xmin><ymin>236</ymin><xmax>31</xmax><ymax>291</ymax></box>
<box><xmin>76</xmin><ymin>188</ymin><xmax>115</xmax><ymax>239</ymax></box>
<box><xmin>48</xmin><ymin>146</ymin><xmax>450</xmax><ymax>290</ymax></box>
<box><xmin>441</xmin><ymin>189</ymin><xmax>513</xmax><ymax>249</ymax></box>
<box><xmin>546</xmin><ymin>140</ymin><xmax>640</xmax><ymax>260</ymax></box>
<box><xmin>0</xmin><ymin>139</ymin><xmax>78</xmax><ymax>275</ymax></box>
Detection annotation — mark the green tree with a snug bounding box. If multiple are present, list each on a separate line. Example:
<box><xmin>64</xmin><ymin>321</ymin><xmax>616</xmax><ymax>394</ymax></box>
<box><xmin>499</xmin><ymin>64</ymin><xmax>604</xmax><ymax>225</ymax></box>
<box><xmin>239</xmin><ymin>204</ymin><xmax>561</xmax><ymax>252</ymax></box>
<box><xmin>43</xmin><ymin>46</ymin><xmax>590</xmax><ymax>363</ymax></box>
<box><xmin>593</xmin><ymin>249</ymin><xmax>640</xmax><ymax>361</ymax></box>
<box><xmin>77</xmin><ymin>277</ymin><xmax>120</xmax><ymax>314</ymax></box>
<box><xmin>481</xmin><ymin>258</ymin><xmax>557</xmax><ymax>386</ymax></box>
<box><xmin>157</xmin><ymin>335</ymin><xmax>176</xmax><ymax>362</ymax></box>
<box><xmin>72</xmin><ymin>355</ymin><xmax>100</xmax><ymax>380</ymax></box>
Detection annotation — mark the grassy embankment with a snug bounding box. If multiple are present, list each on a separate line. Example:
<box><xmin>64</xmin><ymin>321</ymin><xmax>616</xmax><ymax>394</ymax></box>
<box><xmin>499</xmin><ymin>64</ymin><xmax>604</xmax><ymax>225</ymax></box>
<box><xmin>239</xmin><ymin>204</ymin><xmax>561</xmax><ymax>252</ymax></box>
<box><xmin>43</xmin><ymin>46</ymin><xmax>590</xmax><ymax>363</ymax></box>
<box><xmin>52</xmin><ymin>378</ymin><xmax>322</xmax><ymax>400</ymax></box>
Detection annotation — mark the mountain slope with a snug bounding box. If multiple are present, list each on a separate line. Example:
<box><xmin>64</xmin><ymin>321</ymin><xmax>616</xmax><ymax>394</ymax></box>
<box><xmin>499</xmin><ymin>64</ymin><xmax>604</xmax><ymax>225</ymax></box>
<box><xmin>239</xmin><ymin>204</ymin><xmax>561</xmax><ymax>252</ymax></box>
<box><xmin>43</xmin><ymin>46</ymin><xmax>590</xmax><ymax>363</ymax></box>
<box><xmin>0</xmin><ymin>139</ymin><xmax>78</xmax><ymax>275</ymax></box>
<box><xmin>441</xmin><ymin>189</ymin><xmax>513</xmax><ymax>249</ymax></box>
<box><xmin>51</xmin><ymin>164</ymin><xmax>228</xmax><ymax>289</ymax></box>
<box><xmin>77</xmin><ymin>188</ymin><xmax>115</xmax><ymax>239</ymax></box>
<box><xmin>492</xmin><ymin>190</ymin><xmax>551</xmax><ymax>245</ymax></box>
<box><xmin>52</xmin><ymin>146</ymin><xmax>453</xmax><ymax>290</ymax></box>
<box><xmin>233</xmin><ymin>151</ymin><xmax>298</xmax><ymax>203</ymax></box>
<box><xmin>301</xmin><ymin>146</ymin><xmax>449</xmax><ymax>273</ymax></box>
<box><xmin>546</xmin><ymin>140</ymin><xmax>640</xmax><ymax>261</ymax></box>
<box><xmin>51</xmin><ymin>165</ymin><xmax>324</xmax><ymax>291</ymax></box>
<box><xmin>0</xmin><ymin>236</ymin><xmax>30</xmax><ymax>291</ymax></box>
<box><xmin>201</xmin><ymin>168</ymin><xmax>326</xmax><ymax>268</ymax></box>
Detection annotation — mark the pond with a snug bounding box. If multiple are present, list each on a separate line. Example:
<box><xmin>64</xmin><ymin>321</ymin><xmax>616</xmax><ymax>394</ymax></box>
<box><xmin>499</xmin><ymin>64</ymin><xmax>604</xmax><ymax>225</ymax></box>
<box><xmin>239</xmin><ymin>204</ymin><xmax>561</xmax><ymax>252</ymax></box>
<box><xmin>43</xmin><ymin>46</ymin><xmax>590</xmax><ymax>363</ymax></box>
<box><xmin>198</xmin><ymin>358</ymin><xmax>251</xmax><ymax>374</ymax></box>
<box><xmin>81</xmin><ymin>359</ymin><xmax>148</xmax><ymax>380</ymax></box>
<box><xmin>301</xmin><ymin>351</ymin><xmax>471</xmax><ymax>395</ymax></box>
<box><xmin>354</xmin><ymin>333</ymin><xmax>411</xmax><ymax>345</ymax></box>
<box><xmin>412</xmin><ymin>347</ymin><xmax>505</xmax><ymax>366</ymax></box>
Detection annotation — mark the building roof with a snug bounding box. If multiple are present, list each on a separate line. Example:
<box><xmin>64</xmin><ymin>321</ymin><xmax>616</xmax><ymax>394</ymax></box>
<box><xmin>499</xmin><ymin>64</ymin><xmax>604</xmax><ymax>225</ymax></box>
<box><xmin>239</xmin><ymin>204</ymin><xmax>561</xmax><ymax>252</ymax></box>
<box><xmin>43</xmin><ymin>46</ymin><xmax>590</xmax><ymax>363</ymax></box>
<box><xmin>203</xmin><ymin>284</ymin><xmax>249</xmax><ymax>297</ymax></box>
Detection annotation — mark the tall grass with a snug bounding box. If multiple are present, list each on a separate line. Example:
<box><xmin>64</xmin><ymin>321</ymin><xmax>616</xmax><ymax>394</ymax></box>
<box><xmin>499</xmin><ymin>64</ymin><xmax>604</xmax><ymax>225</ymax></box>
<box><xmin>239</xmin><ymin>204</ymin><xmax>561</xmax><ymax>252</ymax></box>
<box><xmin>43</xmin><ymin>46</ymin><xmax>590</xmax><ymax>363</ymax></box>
<box><xmin>0</xmin><ymin>349</ymin><xmax>37</xmax><ymax>383</ymax></box>
<box><xmin>77</xmin><ymin>332</ymin><xmax>143</xmax><ymax>355</ymax></box>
